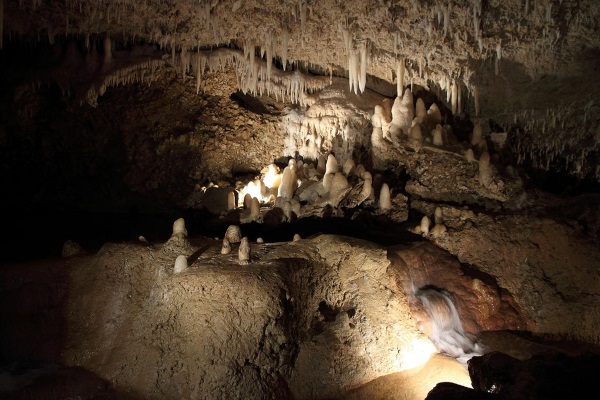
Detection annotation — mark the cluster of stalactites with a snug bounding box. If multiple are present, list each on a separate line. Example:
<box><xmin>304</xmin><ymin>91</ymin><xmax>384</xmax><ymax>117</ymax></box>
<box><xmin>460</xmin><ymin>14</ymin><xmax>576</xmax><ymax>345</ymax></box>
<box><xmin>171</xmin><ymin>46</ymin><xmax>329</xmax><ymax>107</ymax></box>
<box><xmin>511</xmin><ymin>102</ymin><xmax>600</xmax><ymax>180</ymax></box>
<box><xmin>344</xmin><ymin>30</ymin><xmax>368</xmax><ymax>95</ymax></box>
<box><xmin>390</xmin><ymin>56</ymin><xmax>477</xmax><ymax>118</ymax></box>
<box><xmin>281</xmin><ymin>85</ymin><xmax>372</xmax><ymax>164</ymax></box>
<box><xmin>84</xmin><ymin>58</ymin><xmax>164</xmax><ymax>107</ymax></box>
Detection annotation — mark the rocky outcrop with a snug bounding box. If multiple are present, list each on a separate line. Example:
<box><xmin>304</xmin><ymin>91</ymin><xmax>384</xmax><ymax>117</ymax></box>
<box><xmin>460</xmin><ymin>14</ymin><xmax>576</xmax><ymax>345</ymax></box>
<box><xmin>0</xmin><ymin>235</ymin><xmax>433</xmax><ymax>399</ymax></box>
<box><xmin>427</xmin><ymin>210</ymin><xmax>600</xmax><ymax>343</ymax></box>
<box><xmin>388</xmin><ymin>242</ymin><xmax>525</xmax><ymax>336</ymax></box>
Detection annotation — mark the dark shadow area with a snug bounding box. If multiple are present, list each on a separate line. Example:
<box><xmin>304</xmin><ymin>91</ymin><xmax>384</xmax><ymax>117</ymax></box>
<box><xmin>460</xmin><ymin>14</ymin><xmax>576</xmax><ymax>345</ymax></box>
<box><xmin>0</xmin><ymin>247</ymin><xmax>140</xmax><ymax>399</ymax></box>
<box><xmin>230</xmin><ymin>91</ymin><xmax>280</xmax><ymax>115</ymax></box>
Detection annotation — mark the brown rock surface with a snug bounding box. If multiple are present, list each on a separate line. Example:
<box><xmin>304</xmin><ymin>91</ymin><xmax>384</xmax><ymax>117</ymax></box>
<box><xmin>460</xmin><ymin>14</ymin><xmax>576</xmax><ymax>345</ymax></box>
<box><xmin>388</xmin><ymin>242</ymin><xmax>525</xmax><ymax>335</ymax></box>
<box><xmin>2</xmin><ymin>235</ymin><xmax>437</xmax><ymax>399</ymax></box>
<box><xmin>429</xmin><ymin>212</ymin><xmax>600</xmax><ymax>343</ymax></box>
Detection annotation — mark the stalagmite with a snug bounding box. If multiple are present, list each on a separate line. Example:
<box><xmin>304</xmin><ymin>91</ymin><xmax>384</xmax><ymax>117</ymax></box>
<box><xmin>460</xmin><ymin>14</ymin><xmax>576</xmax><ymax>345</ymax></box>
<box><xmin>238</xmin><ymin>237</ymin><xmax>251</xmax><ymax>265</ymax></box>
<box><xmin>221</xmin><ymin>238</ymin><xmax>232</xmax><ymax>255</ymax></box>
<box><xmin>293</xmin><ymin>233</ymin><xmax>301</xmax><ymax>242</ymax></box>
<box><xmin>244</xmin><ymin>193</ymin><xmax>252</xmax><ymax>209</ymax></box>
<box><xmin>391</xmin><ymin>88</ymin><xmax>414</xmax><ymax>137</ymax></box>
<box><xmin>431</xmin><ymin>223</ymin><xmax>447</xmax><ymax>237</ymax></box>
<box><xmin>317</xmin><ymin>154</ymin><xmax>327</xmax><ymax>175</ymax></box>
<box><xmin>225</xmin><ymin>225</ymin><xmax>242</xmax><ymax>244</ymax></box>
<box><xmin>227</xmin><ymin>191</ymin><xmax>236</xmax><ymax>210</ymax></box>
<box><xmin>250</xmin><ymin>197</ymin><xmax>260</xmax><ymax>220</ymax></box>
<box><xmin>409</xmin><ymin>120</ymin><xmax>423</xmax><ymax>150</ymax></box>
<box><xmin>379</xmin><ymin>183</ymin><xmax>391</xmax><ymax>211</ymax></box>
<box><xmin>427</xmin><ymin>103</ymin><xmax>442</xmax><ymax>129</ymax></box>
<box><xmin>361</xmin><ymin>178</ymin><xmax>373</xmax><ymax>200</ymax></box>
<box><xmin>278</xmin><ymin>166</ymin><xmax>296</xmax><ymax>200</ymax></box>
<box><xmin>420</xmin><ymin>216</ymin><xmax>431</xmax><ymax>235</ymax></box>
<box><xmin>465</xmin><ymin>148</ymin><xmax>476</xmax><ymax>162</ymax></box>
<box><xmin>325</xmin><ymin>154</ymin><xmax>338</xmax><ymax>175</ymax></box>
<box><xmin>343</xmin><ymin>158</ymin><xmax>355</xmax><ymax>176</ymax></box>
<box><xmin>479</xmin><ymin>151</ymin><xmax>493</xmax><ymax>187</ymax></box>
<box><xmin>355</xmin><ymin>164</ymin><xmax>366</xmax><ymax>178</ymax></box>
<box><xmin>432</xmin><ymin>125</ymin><xmax>444</xmax><ymax>146</ymax></box>
<box><xmin>471</xmin><ymin>123</ymin><xmax>483</xmax><ymax>146</ymax></box>
<box><xmin>415</xmin><ymin>98</ymin><xmax>427</xmax><ymax>120</ymax></box>
<box><xmin>434</xmin><ymin>207</ymin><xmax>443</xmax><ymax>225</ymax></box>
<box><xmin>174</xmin><ymin>255</ymin><xmax>188</xmax><ymax>273</ymax></box>
<box><xmin>172</xmin><ymin>218</ymin><xmax>187</xmax><ymax>238</ymax></box>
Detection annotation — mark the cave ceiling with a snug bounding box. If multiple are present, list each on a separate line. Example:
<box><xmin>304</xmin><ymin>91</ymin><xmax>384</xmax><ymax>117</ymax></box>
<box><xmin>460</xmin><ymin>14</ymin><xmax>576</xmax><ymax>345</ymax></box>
<box><xmin>2</xmin><ymin>0</ymin><xmax>600</xmax><ymax>180</ymax></box>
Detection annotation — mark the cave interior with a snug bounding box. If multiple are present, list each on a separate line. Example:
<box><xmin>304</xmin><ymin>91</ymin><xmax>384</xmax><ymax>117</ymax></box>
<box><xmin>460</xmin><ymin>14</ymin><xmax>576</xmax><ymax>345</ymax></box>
<box><xmin>1</xmin><ymin>1</ymin><xmax>599</xmax><ymax>399</ymax></box>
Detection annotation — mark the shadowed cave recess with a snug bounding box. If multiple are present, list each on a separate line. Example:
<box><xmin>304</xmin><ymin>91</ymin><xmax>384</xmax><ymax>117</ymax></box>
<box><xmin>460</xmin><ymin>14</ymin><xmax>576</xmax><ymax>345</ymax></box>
<box><xmin>1</xmin><ymin>1</ymin><xmax>599</xmax><ymax>399</ymax></box>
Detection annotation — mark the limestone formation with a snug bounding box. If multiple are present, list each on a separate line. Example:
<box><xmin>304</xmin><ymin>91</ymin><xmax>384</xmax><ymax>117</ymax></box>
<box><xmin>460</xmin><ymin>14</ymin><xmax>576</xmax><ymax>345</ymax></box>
<box><xmin>278</xmin><ymin>166</ymin><xmax>296</xmax><ymax>200</ymax></box>
<box><xmin>174</xmin><ymin>255</ymin><xmax>188</xmax><ymax>273</ymax></box>
<box><xmin>479</xmin><ymin>152</ymin><xmax>493</xmax><ymax>188</ymax></box>
<box><xmin>427</xmin><ymin>103</ymin><xmax>442</xmax><ymax>130</ymax></box>
<box><xmin>431</xmin><ymin>224</ymin><xmax>447</xmax><ymax>237</ymax></box>
<box><xmin>342</xmin><ymin>158</ymin><xmax>355</xmax><ymax>176</ymax></box>
<box><xmin>221</xmin><ymin>238</ymin><xmax>232</xmax><ymax>254</ymax></box>
<box><xmin>471</xmin><ymin>123</ymin><xmax>483</xmax><ymax>146</ymax></box>
<box><xmin>434</xmin><ymin>207</ymin><xmax>443</xmax><ymax>225</ymax></box>
<box><xmin>379</xmin><ymin>183</ymin><xmax>391</xmax><ymax>211</ymax></box>
<box><xmin>172</xmin><ymin>218</ymin><xmax>187</xmax><ymax>238</ymax></box>
<box><xmin>325</xmin><ymin>154</ymin><xmax>338</xmax><ymax>175</ymax></box>
<box><xmin>238</xmin><ymin>237</ymin><xmax>251</xmax><ymax>265</ymax></box>
<box><xmin>465</xmin><ymin>148</ymin><xmax>476</xmax><ymax>162</ymax></box>
<box><xmin>225</xmin><ymin>225</ymin><xmax>242</xmax><ymax>244</ymax></box>
<box><xmin>432</xmin><ymin>125</ymin><xmax>444</xmax><ymax>147</ymax></box>
<box><xmin>415</xmin><ymin>98</ymin><xmax>427</xmax><ymax>120</ymax></box>
<box><xmin>409</xmin><ymin>121</ymin><xmax>424</xmax><ymax>150</ymax></box>
<box><xmin>243</xmin><ymin>193</ymin><xmax>252</xmax><ymax>209</ymax></box>
<box><xmin>227</xmin><ymin>191</ymin><xmax>236</xmax><ymax>210</ymax></box>
<box><xmin>391</xmin><ymin>89</ymin><xmax>414</xmax><ymax>137</ymax></box>
<box><xmin>420</xmin><ymin>216</ymin><xmax>431</xmax><ymax>235</ymax></box>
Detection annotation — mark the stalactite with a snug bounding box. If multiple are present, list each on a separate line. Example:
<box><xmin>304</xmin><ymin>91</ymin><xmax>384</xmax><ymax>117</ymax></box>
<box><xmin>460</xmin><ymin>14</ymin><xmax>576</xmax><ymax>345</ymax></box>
<box><xmin>299</xmin><ymin>0</ymin><xmax>307</xmax><ymax>39</ymax></box>
<box><xmin>281</xmin><ymin>26</ymin><xmax>289</xmax><ymax>71</ymax></box>
<box><xmin>397</xmin><ymin>59</ymin><xmax>405</xmax><ymax>96</ymax></box>
<box><xmin>457</xmin><ymin>82</ymin><xmax>462</xmax><ymax>114</ymax></box>
<box><xmin>265</xmin><ymin>31</ymin><xmax>273</xmax><ymax>81</ymax></box>
<box><xmin>348</xmin><ymin>49</ymin><xmax>359</xmax><ymax>94</ymax></box>
<box><xmin>451</xmin><ymin>80</ymin><xmax>458</xmax><ymax>114</ymax></box>
<box><xmin>443</xmin><ymin>2</ymin><xmax>450</xmax><ymax>38</ymax></box>
<box><xmin>359</xmin><ymin>42</ymin><xmax>367</xmax><ymax>93</ymax></box>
